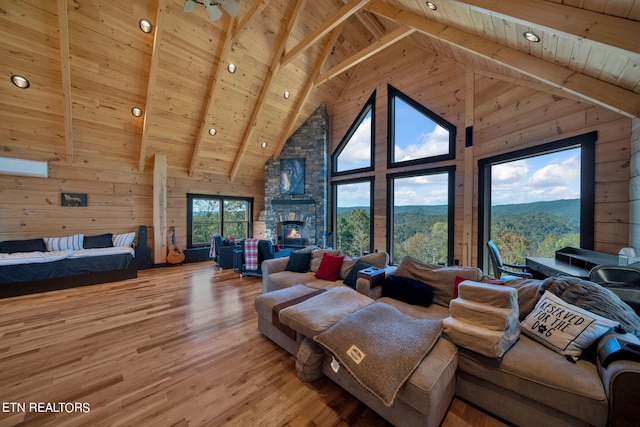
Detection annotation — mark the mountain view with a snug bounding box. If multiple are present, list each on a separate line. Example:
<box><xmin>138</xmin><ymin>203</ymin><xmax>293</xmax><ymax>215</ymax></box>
<box><xmin>336</xmin><ymin>199</ymin><xmax>580</xmax><ymax>264</ymax></box>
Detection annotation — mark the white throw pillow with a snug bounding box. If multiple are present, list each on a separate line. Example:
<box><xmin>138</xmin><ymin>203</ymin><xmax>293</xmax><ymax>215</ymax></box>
<box><xmin>44</xmin><ymin>234</ymin><xmax>84</xmax><ymax>251</ymax></box>
<box><xmin>521</xmin><ymin>291</ymin><xmax>618</xmax><ymax>358</ymax></box>
<box><xmin>113</xmin><ymin>232</ymin><xmax>135</xmax><ymax>248</ymax></box>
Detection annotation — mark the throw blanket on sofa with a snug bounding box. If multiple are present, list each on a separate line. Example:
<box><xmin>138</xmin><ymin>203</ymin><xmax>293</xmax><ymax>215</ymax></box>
<box><xmin>244</xmin><ymin>238</ymin><xmax>260</xmax><ymax>270</ymax></box>
<box><xmin>314</xmin><ymin>302</ymin><xmax>442</xmax><ymax>407</ymax></box>
<box><xmin>540</xmin><ymin>276</ymin><xmax>640</xmax><ymax>336</ymax></box>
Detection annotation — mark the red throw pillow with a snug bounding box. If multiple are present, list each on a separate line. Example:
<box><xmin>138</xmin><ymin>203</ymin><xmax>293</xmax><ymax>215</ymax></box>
<box><xmin>315</xmin><ymin>253</ymin><xmax>345</xmax><ymax>281</ymax></box>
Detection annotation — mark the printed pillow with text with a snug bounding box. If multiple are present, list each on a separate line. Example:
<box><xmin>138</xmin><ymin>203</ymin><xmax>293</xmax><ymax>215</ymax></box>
<box><xmin>521</xmin><ymin>291</ymin><xmax>618</xmax><ymax>359</ymax></box>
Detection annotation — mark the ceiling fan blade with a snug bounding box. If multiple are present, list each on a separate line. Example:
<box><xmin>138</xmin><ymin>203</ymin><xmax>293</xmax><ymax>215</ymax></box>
<box><xmin>204</xmin><ymin>1</ymin><xmax>223</xmax><ymax>21</ymax></box>
<box><xmin>183</xmin><ymin>0</ymin><xmax>197</xmax><ymax>13</ymax></box>
<box><xmin>218</xmin><ymin>0</ymin><xmax>240</xmax><ymax>17</ymax></box>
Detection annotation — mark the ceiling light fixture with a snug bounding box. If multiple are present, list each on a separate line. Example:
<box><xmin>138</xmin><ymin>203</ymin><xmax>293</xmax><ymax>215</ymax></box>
<box><xmin>227</xmin><ymin>63</ymin><xmax>237</xmax><ymax>74</ymax></box>
<box><xmin>208</xmin><ymin>128</ymin><xmax>217</xmax><ymax>136</ymax></box>
<box><xmin>523</xmin><ymin>31</ymin><xmax>541</xmax><ymax>42</ymax></box>
<box><xmin>183</xmin><ymin>0</ymin><xmax>240</xmax><ymax>22</ymax></box>
<box><xmin>139</xmin><ymin>19</ymin><xmax>153</xmax><ymax>34</ymax></box>
<box><xmin>283</xmin><ymin>90</ymin><xmax>290</xmax><ymax>99</ymax></box>
<box><xmin>260</xmin><ymin>141</ymin><xmax>268</xmax><ymax>149</ymax></box>
<box><xmin>131</xmin><ymin>107</ymin><xmax>143</xmax><ymax>117</ymax></box>
<box><xmin>426</xmin><ymin>1</ymin><xmax>437</xmax><ymax>10</ymax></box>
<box><xmin>10</xmin><ymin>75</ymin><xmax>30</xmax><ymax>89</ymax></box>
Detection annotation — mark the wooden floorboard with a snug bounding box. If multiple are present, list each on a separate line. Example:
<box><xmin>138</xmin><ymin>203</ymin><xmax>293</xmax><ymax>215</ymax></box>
<box><xmin>0</xmin><ymin>262</ymin><xmax>507</xmax><ymax>427</ymax></box>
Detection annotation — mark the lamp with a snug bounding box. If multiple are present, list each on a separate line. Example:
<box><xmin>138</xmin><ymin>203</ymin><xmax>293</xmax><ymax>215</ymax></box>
<box><xmin>183</xmin><ymin>0</ymin><xmax>240</xmax><ymax>22</ymax></box>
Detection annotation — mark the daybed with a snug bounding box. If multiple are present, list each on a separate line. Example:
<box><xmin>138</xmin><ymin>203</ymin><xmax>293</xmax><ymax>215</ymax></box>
<box><xmin>257</xmin><ymin>249</ymin><xmax>640</xmax><ymax>427</ymax></box>
<box><xmin>0</xmin><ymin>232</ymin><xmax>138</xmax><ymax>298</ymax></box>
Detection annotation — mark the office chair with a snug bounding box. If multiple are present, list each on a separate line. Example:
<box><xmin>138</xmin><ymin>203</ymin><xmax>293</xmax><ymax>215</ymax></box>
<box><xmin>487</xmin><ymin>240</ymin><xmax>533</xmax><ymax>280</ymax></box>
<box><xmin>589</xmin><ymin>265</ymin><xmax>640</xmax><ymax>314</ymax></box>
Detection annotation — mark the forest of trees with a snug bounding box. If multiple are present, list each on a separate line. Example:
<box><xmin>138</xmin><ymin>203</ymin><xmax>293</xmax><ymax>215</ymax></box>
<box><xmin>336</xmin><ymin>199</ymin><xmax>580</xmax><ymax>265</ymax></box>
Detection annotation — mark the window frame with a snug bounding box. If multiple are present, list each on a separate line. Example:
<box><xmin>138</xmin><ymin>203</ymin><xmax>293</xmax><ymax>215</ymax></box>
<box><xmin>187</xmin><ymin>193</ymin><xmax>254</xmax><ymax>248</ymax></box>
<box><xmin>386</xmin><ymin>166</ymin><xmax>456</xmax><ymax>265</ymax></box>
<box><xmin>477</xmin><ymin>131</ymin><xmax>597</xmax><ymax>272</ymax></box>
<box><xmin>331</xmin><ymin>177</ymin><xmax>375</xmax><ymax>255</ymax></box>
<box><xmin>331</xmin><ymin>91</ymin><xmax>376</xmax><ymax>176</ymax></box>
<box><xmin>387</xmin><ymin>84</ymin><xmax>457</xmax><ymax>169</ymax></box>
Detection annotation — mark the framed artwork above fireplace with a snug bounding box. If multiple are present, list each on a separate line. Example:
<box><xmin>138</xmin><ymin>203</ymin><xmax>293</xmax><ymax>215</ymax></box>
<box><xmin>279</xmin><ymin>158</ymin><xmax>305</xmax><ymax>196</ymax></box>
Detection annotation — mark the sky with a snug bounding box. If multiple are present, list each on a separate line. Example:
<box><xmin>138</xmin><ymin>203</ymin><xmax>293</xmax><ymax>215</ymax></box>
<box><xmin>336</xmin><ymin>99</ymin><xmax>581</xmax><ymax>207</ymax></box>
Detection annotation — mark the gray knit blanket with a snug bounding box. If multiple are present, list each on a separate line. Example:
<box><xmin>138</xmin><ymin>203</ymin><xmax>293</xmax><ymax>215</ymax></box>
<box><xmin>314</xmin><ymin>302</ymin><xmax>442</xmax><ymax>407</ymax></box>
<box><xmin>540</xmin><ymin>276</ymin><xmax>640</xmax><ymax>336</ymax></box>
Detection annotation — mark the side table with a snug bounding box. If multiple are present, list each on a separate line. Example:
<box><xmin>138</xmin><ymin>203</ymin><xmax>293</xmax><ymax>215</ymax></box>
<box><xmin>356</xmin><ymin>266</ymin><xmax>386</xmax><ymax>295</ymax></box>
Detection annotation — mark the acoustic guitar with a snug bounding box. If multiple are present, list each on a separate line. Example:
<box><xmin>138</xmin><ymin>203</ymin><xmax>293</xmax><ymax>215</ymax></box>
<box><xmin>167</xmin><ymin>226</ymin><xmax>185</xmax><ymax>264</ymax></box>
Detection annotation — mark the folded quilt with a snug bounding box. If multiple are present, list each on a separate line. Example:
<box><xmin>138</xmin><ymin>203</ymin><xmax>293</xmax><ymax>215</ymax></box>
<box><xmin>315</xmin><ymin>302</ymin><xmax>442</xmax><ymax>407</ymax></box>
<box><xmin>443</xmin><ymin>316</ymin><xmax>519</xmax><ymax>358</ymax></box>
<box><xmin>449</xmin><ymin>298</ymin><xmax>513</xmax><ymax>331</ymax></box>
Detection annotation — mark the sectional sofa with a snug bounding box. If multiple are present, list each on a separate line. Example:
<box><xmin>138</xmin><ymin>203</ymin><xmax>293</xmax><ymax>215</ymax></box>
<box><xmin>257</xmin><ymin>249</ymin><xmax>640</xmax><ymax>427</ymax></box>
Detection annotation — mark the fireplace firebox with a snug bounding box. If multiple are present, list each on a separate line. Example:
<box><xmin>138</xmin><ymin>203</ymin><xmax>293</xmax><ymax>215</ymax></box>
<box><xmin>278</xmin><ymin>220</ymin><xmax>310</xmax><ymax>248</ymax></box>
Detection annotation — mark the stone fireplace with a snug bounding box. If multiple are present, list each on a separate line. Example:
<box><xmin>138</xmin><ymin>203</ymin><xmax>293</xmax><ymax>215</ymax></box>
<box><xmin>263</xmin><ymin>104</ymin><xmax>329</xmax><ymax>248</ymax></box>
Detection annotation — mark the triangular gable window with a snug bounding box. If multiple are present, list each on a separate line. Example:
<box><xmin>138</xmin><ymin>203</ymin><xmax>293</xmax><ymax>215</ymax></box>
<box><xmin>388</xmin><ymin>85</ymin><xmax>455</xmax><ymax>167</ymax></box>
<box><xmin>332</xmin><ymin>91</ymin><xmax>375</xmax><ymax>175</ymax></box>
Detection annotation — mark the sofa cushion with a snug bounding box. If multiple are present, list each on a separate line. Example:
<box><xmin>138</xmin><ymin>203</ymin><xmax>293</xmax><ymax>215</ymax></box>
<box><xmin>83</xmin><ymin>233</ymin><xmax>114</xmax><ymax>249</ymax></box>
<box><xmin>286</xmin><ymin>251</ymin><xmax>311</xmax><ymax>273</ymax></box>
<box><xmin>0</xmin><ymin>238</ymin><xmax>46</xmax><ymax>253</ymax></box>
<box><xmin>457</xmin><ymin>334</ymin><xmax>608</xmax><ymax>426</ymax></box>
<box><xmin>395</xmin><ymin>256</ymin><xmax>483</xmax><ymax>307</ymax></box>
<box><xmin>343</xmin><ymin>259</ymin><xmax>373</xmax><ymax>288</ymax></box>
<box><xmin>278</xmin><ymin>287</ymin><xmax>374</xmax><ymax>338</ymax></box>
<box><xmin>382</xmin><ymin>274</ymin><xmax>434</xmax><ymax>307</ymax></box>
<box><xmin>521</xmin><ymin>291</ymin><xmax>618</xmax><ymax>359</ymax></box>
<box><xmin>314</xmin><ymin>253</ymin><xmax>345</xmax><ymax>281</ymax></box>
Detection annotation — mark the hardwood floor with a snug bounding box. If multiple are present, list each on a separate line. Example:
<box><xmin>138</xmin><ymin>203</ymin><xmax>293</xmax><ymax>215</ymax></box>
<box><xmin>0</xmin><ymin>263</ymin><xmax>507</xmax><ymax>427</ymax></box>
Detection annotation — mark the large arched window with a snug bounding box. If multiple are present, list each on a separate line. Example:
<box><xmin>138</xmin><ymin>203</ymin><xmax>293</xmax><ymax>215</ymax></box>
<box><xmin>332</xmin><ymin>91</ymin><xmax>375</xmax><ymax>175</ymax></box>
<box><xmin>388</xmin><ymin>85</ymin><xmax>456</xmax><ymax>168</ymax></box>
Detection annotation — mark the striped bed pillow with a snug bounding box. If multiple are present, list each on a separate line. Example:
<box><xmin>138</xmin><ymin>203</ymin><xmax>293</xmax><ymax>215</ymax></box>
<box><xmin>44</xmin><ymin>234</ymin><xmax>84</xmax><ymax>251</ymax></box>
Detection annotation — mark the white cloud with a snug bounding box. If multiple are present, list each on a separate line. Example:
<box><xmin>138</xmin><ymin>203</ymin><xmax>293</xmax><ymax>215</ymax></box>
<box><xmin>336</xmin><ymin>116</ymin><xmax>371</xmax><ymax>170</ymax></box>
<box><xmin>395</xmin><ymin>125</ymin><xmax>449</xmax><ymax>161</ymax></box>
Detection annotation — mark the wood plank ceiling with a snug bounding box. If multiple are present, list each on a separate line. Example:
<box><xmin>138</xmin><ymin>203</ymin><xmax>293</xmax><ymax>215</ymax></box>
<box><xmin>1</xmin><ymin>0</ymin><xmax>639</xmax><ymax>182</ymax></box>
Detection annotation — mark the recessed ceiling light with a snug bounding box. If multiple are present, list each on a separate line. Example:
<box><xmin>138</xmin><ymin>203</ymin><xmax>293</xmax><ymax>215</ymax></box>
<box><xmin>208</xmin><ymin>128</ymin><xmax>217</xmax><ymax>136</ymax></box>
<box><xmin>283</xmin><ymin>90</ymin><xmax>291</xmax><ymax>99</ymax></box>
<box><xmin>10</xmin><ymin>75</ymin><xmax>30</xmax><ymax>89</ymax></box>
<box><xmin>260</xmin><ymin>141</ymin><xmax>268</xmax><ymax>149</ymax></box>
<box><xmin>139</xmin><ymin>19</ymin><xmax>153</xmax><ymax>34</ymax></box>
<box><xmin>523</xmin><ymin>31</ymin><xmax>541</xmax><ymax>42</ymax></box>
<box><xmin>227</xmin><ymin>63</ymin><xmax>237</xmax><ymax>74</ymax></box>
<box><xmin>426</xmin><ymin>1</ymin><xmax>437</xmax><ymax>10</ymax></box>
<box><xmin>131</xmin><ymin>107</ymin><xmax>143</xmax><ymax>117</ymax></box>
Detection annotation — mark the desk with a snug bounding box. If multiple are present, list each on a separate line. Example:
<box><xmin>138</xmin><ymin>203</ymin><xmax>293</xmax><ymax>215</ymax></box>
<box><xmin>526</xmin><ymin>257</ymin><xmax>591</xmax><ymax>279</ymax></box>
<box><xmin>526</xmin><ymin>247</ymin><xmax>619</xmax><ymax>279</ymax></box>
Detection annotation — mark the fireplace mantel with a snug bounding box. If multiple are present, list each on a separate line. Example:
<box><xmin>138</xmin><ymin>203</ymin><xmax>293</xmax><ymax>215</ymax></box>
<box><xmin>271</xmin><ymin>199</ymin><xmax>315</xmax><ymax>205</ymax></box>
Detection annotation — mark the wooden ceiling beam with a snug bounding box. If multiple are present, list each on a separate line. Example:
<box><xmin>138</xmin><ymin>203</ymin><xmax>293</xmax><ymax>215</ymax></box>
<box><xmin>451</xmin><ymin>0</ymin><xmax>640</xmax><ymax>54</ymax></box>
<box><xmin>229</xmin><ymin>0</ymin><xmax>308</xmax><ymax>181</ymax></box>
<box><xmin>56</xmin><ymin>0</ymin><xmax>73</xmax><ymax>164</ymax></box>
<box><xmin>233</xmin><ymin>0</ymin><xmax>272</xmax><ymax>40</ymax></box>
<box><xmin>366</xmin><ymin>1</ymin><xmax>640</xmax><ymax>119</ymax></box>
<box><xmin>274</xmin><ymin>23</ymin><xmax>346</xmax><ymax>159</ymax></box>
<box><xmin>188</xmin><ymin>17</ymin><xmax>237</xmax><ymax>177</ymax></box>
<box><xmin>315</xmin><ymin>25</ymin><xmax>415</xmax><ymax>86</ymax></box>
<box><xmin>280</xmin><ymin>0</ymin><xmax>370</xmax><ymax>67</ymax></box>
<box><xmin>138</xmin><ymin>0</ymin><xmax>166</xmax><ymax>172</ymax></box>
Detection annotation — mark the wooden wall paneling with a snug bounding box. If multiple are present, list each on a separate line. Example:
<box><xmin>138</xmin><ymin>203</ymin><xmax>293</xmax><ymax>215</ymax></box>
<box><xmin>631</xmin><ymin>118</ymin><xmax>640</xmax><ymax>250</ymax></box>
